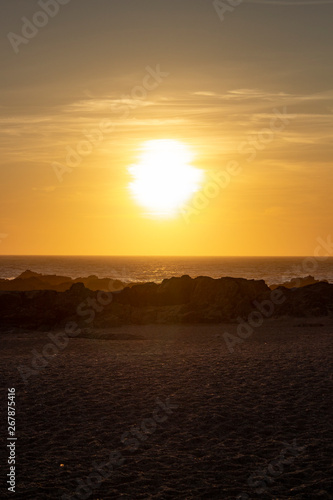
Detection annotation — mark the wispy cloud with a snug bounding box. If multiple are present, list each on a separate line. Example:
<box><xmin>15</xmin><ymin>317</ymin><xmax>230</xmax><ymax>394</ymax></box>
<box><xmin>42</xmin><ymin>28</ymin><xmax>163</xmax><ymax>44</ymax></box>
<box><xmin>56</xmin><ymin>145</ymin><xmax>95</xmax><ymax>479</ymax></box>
<box><xmin>0</xmin><ymin>87</ymin><xmax>332</xmax><ymax>166</ymax></box>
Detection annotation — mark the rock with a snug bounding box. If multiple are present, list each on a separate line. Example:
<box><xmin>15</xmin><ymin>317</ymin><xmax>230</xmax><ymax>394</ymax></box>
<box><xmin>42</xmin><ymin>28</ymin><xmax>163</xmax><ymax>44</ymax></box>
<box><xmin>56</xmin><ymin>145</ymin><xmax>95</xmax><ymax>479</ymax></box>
<box><xmin>0</xmin><ymin>270</ymin><xmax>131</xmax><ymax>292</ymax></box>
<box><xmin>271</xmin><ymin>282</ymin><xmax>333</xmax><ymax>318</ymax></box>
<box><xmin>0</xmin><ymin>276</ymin><xmax>332</xmax><ymax>330</ymax></box>
<box><xmin>270</xmin><ymin>275</ymin><xmax>328</xmax><ymax>290</ymax></box>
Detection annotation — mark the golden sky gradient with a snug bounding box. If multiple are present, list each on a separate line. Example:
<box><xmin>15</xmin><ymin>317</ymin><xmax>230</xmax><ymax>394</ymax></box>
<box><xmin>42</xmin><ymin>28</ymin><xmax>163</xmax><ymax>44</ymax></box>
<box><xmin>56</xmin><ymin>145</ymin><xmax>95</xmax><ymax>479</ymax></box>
<box><xmin>1</xmin><ymin>0</ymin><xmax>332</xmax><ymax>255</ymax></box>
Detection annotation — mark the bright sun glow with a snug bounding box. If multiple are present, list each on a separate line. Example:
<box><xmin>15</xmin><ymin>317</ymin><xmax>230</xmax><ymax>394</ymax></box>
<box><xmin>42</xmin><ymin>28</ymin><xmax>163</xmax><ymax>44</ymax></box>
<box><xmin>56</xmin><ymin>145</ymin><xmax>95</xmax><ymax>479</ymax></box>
<box><xmin>128</xmin><ymin>140</ymin><xmax>204</xmax><ymax>217</ymax></box>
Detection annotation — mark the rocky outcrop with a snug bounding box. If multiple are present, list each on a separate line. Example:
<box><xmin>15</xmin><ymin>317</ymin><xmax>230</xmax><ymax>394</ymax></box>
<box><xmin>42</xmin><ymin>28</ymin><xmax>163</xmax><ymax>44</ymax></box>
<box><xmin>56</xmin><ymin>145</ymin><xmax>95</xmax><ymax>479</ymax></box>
<box><xmin>0</xmin><ymin>276</ymin><xmax>332</xmax><ymax>330</ymax></box>
<box><xmin>270</xmin><ymin>282</ymin><xmax>333</xmax><ymax>318</ymax></box>
<box><xmin>112</xmin><ymin>276</ymin><xmax>269</xmax><ymax>323</ymax></box>
<box><xmin>0</xmin><ymin>283</ymin><xmax>94</xmax><ymax>330</ymax></box>
<box><xmin>270</xmin><ymin>275</ymin><xmax>327</xmax><ymax>290</ymax></box>
<box><xmin>0</xmin><ymin>270</ymin><xmax>129</xmax><ymax>292</ymax></box>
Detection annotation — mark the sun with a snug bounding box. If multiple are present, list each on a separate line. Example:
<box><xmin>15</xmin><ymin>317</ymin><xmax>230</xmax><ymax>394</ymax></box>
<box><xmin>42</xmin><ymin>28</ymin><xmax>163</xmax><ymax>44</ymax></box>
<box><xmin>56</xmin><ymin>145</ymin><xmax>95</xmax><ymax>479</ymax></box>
<box><xmin>128</xmin><ymin>140</ymin><xmax>204</xmax><ymax>217</ymax></box>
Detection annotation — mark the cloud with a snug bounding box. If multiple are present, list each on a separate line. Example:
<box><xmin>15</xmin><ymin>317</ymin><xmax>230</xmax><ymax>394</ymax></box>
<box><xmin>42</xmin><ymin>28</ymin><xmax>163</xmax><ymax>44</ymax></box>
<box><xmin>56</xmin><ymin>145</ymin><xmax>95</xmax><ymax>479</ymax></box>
<box><xmin>32</xmin><ymin>186</ymin><xmax>56</xmax><ymax>193</ymax></box>
<box><xmin>192</xmin><ymin>92</ymin><xmax>218</xmax><ymax>97</ymax></box>
<box><xmin>1</xmin><ymin>88</ymin><xmax>332</xmax><ymax>167</ymax></box>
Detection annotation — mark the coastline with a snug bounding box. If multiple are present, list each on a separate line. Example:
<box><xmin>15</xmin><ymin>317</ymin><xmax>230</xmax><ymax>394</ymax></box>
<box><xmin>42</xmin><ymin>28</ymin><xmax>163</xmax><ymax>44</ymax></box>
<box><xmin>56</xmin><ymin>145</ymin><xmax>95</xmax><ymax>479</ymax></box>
<box><xmin>1</xmin><ymin>271</ymin><xmax>332</xmax><ymax>498</ymax></box>
<box><xmin>0</xmin><ymin>272</ymin><xmax>332</xmax><ymax>331</ymax></box>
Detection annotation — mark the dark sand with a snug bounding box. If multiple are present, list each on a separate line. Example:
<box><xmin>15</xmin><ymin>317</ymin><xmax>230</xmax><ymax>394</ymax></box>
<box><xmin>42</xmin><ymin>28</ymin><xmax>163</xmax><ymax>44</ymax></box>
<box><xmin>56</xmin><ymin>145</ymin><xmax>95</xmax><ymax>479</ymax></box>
<box><xmin>1</xmin><ymin>320</ymin><xmax>332</xmax><ymax>499</ymax></box>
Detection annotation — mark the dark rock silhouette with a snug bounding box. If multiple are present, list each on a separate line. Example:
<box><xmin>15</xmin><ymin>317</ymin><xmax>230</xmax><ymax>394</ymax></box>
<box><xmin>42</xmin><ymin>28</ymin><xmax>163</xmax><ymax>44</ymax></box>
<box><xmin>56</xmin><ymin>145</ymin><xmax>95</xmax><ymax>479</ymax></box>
<box><xmin>0</xmin><ymin>270</ymin><xmax>129</xmax><ymax>292</ymax></box>
<box><xmin>0</xmin><ymin>275</ymin><xmax>332</xmax><ymax>330</ymax></box>
<box><xmin>271</xmin><ymin>282</ymin><xmax>333</xmax><ymax>318</ymax></box>
<box><xmin>113</xmin><ymin>275</ymin><xmax>269</xmax><ymax>322</ymax></box>
<box><xmin>270</xmin><ymin>275</ymin><xmax>328</xmax><ymax>290</ymax></box>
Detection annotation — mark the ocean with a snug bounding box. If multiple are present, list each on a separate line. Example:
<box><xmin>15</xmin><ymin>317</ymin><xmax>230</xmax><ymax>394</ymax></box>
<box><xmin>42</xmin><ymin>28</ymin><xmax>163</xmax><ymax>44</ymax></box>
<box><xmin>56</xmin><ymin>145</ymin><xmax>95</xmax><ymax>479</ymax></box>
<box><xmin>0</xmin><ymin>255</ymin><xmax>332</xmax><ymax>285</ymax></box>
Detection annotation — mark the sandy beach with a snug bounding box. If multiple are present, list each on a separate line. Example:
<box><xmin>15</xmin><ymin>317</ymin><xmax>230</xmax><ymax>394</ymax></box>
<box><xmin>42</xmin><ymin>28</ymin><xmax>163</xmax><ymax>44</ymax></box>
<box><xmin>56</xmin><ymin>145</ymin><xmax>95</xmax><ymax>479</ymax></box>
<box><xmin>1</xmin><ymin>320</ymin><xmax>332</xmax><ymax>499</ymax></box>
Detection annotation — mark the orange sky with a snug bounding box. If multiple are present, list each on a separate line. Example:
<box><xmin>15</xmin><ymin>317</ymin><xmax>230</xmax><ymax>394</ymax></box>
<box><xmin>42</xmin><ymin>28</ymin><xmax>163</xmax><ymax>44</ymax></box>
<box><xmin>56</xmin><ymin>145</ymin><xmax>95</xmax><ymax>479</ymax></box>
<box><xmin>1</xmin><ymin>0</ymin><xmax>332</xmax><ymax>256</ymax></box>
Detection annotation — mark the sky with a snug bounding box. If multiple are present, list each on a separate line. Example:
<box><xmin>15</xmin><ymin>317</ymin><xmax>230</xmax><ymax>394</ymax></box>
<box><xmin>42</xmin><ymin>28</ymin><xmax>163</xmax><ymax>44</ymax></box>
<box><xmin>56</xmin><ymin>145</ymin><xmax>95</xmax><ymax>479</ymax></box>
<box><xmin>0</xmin><ymin>0</ymin><xmax>332</xmax><ymax>256</ymax></box>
